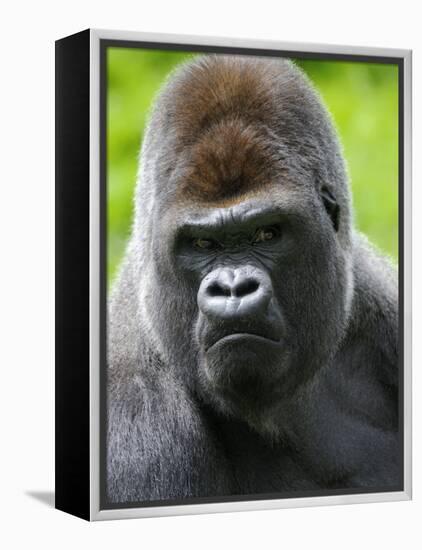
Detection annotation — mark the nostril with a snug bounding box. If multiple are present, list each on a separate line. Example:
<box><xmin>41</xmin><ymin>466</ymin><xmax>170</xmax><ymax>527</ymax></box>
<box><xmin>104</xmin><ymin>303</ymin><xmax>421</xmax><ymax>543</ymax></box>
<box><xmin>207</xmin><ymin>281</ymin><xmax>231</xmax><ymax>298</ymax></box>
<box><xmin>198</xmin><ymin>268</ymin><xmax>272</xmax><ymax>319</ymax></box>
<box><xmin>234</xmin><ymin>278</ymin><xmax>259</xmax><ymax>298</ymax></box>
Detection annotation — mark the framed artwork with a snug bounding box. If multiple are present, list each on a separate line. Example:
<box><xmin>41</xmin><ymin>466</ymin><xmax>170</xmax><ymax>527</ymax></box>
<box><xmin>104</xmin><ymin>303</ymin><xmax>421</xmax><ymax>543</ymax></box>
<box><xmin>55</xmin><ymin>29</ymin><xmax>412</xmax><ymax>521</ymax></box>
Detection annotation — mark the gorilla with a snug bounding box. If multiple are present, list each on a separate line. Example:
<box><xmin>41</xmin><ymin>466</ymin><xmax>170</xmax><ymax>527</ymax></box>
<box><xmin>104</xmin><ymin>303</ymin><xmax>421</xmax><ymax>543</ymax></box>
<box><xmin>107</xmin><ymin>55</ymin><xmax>399</xmax><ymax>504</ymax></box>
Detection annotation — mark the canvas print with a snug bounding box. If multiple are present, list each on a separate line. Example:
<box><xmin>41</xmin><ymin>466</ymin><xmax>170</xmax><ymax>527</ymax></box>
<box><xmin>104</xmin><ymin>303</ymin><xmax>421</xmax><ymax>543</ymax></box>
<box><xmin>104</xmin><ymin>48</ymin><xmax>400</xmax><ymax>507</ymax></box>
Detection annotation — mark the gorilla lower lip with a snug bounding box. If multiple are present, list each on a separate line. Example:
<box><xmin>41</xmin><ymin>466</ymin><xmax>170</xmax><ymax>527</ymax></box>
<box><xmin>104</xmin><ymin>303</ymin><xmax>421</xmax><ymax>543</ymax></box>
<box><xmin>207</xmin><ymin>332</ymin><xmax>281</xmax><ymax>351</ymax></box>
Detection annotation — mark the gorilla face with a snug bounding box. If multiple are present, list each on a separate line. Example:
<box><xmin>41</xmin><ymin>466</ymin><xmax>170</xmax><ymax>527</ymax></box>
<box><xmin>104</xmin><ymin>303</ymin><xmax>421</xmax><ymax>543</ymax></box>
<box><xmin>148</xmin><ymin>184</ymin><xmax>350</xmax><ymax>424</ymax></box>
<box><xmin>133</xmin><ymin>56</ymin><xmax>353</xmax><ymax>426</ymax></box>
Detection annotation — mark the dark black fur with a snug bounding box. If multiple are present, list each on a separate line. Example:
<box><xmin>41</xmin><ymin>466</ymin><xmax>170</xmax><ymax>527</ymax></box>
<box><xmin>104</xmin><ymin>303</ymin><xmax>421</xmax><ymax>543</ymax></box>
<box><xmin>107</xmin><ymin>56</ymin><xmax>399</xmax><ymax>503</ymax></box>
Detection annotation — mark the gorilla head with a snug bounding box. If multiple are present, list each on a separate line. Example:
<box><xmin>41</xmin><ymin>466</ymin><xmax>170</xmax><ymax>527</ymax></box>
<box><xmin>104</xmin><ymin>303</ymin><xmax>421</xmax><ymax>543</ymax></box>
<box><xmin>126</xmin><ymin>56</ymin><xmax>354</xmax><ymax>430</ymax></box>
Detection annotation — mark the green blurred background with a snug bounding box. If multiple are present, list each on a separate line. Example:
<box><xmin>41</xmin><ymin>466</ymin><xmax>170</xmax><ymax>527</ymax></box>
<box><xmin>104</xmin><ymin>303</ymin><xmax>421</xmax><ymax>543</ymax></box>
<box><xmin>107</xmin><ymin>48</ymin><xmax>398</xmax><ymax>284</ymax></box>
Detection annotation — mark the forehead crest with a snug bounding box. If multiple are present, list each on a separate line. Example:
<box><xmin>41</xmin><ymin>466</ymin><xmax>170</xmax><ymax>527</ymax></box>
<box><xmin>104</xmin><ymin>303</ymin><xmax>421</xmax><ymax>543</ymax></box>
<box><xmin>165</xmin><ymin>56</ymin><xmax>301</xmax><ymax>204</ymax></box>
<box><xmin>179</xmin><ymin>119</ymin><xmax>282</xmax><ymax>203</ymax></box>
<box><xmin>171</xmin><ymin>55</ymin><xmax>287</xmax><ymax>135</ymax></box>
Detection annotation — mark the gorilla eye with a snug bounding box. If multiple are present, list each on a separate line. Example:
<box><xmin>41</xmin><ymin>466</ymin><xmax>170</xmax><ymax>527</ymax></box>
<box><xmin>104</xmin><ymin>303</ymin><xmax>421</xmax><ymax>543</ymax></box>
<box><xmin>193</xmin><ymin>237</ymin><xmax>218</xmax><ymax>250</ymax></box>
<box><xmin>253</xmin><ymin>226</ymin><xmax>280</xmax><ymax>244</ymax></box>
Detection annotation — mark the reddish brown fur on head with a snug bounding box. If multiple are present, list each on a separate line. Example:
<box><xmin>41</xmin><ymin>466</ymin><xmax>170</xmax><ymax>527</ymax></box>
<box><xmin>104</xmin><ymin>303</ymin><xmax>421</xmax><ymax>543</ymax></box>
<box><xmin>181</xmin><ymin>118</ymin><xmax>286</xmax><ymax>203</ymax></box>
<box><xmin>165</xmin><ymin>56</ymin><xmax>299</xmax><ymax>205</ymax></box>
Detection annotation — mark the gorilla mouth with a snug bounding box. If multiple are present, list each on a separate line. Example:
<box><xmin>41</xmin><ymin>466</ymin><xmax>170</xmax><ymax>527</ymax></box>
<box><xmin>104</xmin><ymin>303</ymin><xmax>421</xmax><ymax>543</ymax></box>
<box><xmin>207</xmin><ymin>332</ymin><xmax>281</xmax><ymax>352</ymax></box>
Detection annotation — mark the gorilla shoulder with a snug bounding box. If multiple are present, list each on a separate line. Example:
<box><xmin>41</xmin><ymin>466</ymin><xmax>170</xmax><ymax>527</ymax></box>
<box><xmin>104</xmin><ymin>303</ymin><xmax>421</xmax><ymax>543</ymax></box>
<box><xmin>107</xmin><ymin>348</ymin><xmax>232</xmax><ymax>503</ymax></box>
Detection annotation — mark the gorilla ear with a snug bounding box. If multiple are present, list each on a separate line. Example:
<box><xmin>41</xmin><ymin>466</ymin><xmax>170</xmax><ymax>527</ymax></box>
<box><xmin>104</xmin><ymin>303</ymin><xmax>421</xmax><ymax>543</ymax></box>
<box><xmin>321</xmin><ymin>187</ymin><xmax>339</xmax><ymax>232</ymax></box>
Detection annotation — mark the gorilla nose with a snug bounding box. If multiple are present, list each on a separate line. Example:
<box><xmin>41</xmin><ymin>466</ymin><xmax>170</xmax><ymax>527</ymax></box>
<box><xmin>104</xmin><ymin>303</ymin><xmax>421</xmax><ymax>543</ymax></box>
<box><xmin>197</xmin><ymin>267</ymin><xmax>273</xmax><ymax>320</ymax></box>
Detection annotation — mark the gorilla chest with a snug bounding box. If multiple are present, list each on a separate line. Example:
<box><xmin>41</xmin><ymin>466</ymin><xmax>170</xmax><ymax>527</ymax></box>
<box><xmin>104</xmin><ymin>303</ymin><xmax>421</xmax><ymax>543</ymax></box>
<box><xmin>216</xmin><ymin>392</ymin><xmax>398</xmax><ymax>494</ymax></box>
<box><xmin>217</xmin><ymin>420</ymin><xmax>322</xmax><ymax>493</ymax></box>
<box><xmin>230</xmin><ymin>447</ymin><xmax>322</xmax><ymax>494</ymax></box>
